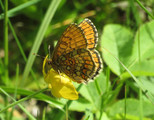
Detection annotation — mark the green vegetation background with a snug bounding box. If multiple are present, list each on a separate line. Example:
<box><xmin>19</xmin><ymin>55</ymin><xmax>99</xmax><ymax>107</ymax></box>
<box><xmin>0</xmin><ymin>0</ymin><xmax>154</xmax><ymax>120</ymax></box>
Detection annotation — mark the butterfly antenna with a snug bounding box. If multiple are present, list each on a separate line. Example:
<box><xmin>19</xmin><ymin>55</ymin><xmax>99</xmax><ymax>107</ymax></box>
<box><xmin>33</xmin><ymin>53</ymin><xmax>45</xmax><ymax>59</ymax></box>
<box><xmin>48</xmin><ymin>45</ymin><xmax>51</xmax><ymax>59</ymax></box>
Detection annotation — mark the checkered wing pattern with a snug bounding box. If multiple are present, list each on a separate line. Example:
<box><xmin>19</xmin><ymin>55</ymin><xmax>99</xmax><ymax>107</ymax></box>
<box><xmin>89</xmin><ymin>50</ymin><xmax>102</xmax><ymax>79</ymax></box>
<box><xmin>78</xmin><ymin>18</ymin><xmax>98</xmax><ymax>50</ymax></box>
<box><xmin>52</xmin><ymin>23</ymin><xmax>87</xmax><ymax>61</ymax></box>
<box><xmin>57</xmin><ymin>49</ymin><xmax>96</xmax><ymax>83</ymax></box>
<box><xmin>51</xmin><ymin>18</ymin><xmax>102</xmax><ymax>83</ymax></box>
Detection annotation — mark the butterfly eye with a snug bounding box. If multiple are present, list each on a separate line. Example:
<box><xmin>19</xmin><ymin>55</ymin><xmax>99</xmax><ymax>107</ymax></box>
<box><xmin>44</xmin><ymin>59</ymin><xmax>53</xmax><ymax>74</ymax></box>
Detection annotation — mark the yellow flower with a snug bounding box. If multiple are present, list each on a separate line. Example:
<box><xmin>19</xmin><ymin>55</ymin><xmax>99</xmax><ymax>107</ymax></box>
<box><xmin>42</xmin><ymin>55</ymin><xmax>78</xmax><ymax>100</ymax></box>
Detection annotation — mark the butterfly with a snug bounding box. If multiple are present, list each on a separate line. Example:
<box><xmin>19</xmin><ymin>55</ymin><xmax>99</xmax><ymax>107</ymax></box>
<box><xmin>45</xmin><ymin>18</ymin><xmax>102</xmax><ymax>83</ymax></box>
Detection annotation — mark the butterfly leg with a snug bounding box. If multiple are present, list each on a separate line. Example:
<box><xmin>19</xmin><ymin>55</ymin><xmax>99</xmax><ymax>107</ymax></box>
<box><xmin>57</xmin><ymin>70</ymin><xmax>62</xmax><ymax>82</ymax></box>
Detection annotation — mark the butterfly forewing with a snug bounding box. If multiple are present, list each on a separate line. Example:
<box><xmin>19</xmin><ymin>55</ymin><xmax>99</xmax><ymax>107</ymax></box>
<box><xmin>52</xmin><ymin>24</ymin><xmax>87</xmax><ymax>61</ymax></box>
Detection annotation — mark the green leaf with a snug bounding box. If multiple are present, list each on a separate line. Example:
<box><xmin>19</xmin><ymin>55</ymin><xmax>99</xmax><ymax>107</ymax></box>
<box><xmin>78</xmin><ymin>84</ymin><xmax>93</xmax><ymax>103</ymax></box>
<box><xmin>140</xmin><ymin>77</ymin><xmax>154</xmax><ymax>94</ymax></box>
<box><xmin>69</xmin><ymin>97</ymin><xmax>91</xmax><ymax>112</ymax></box>
<box><xmin>95</xmin><ymin>72</ymin><xmax>109</xmax><ymax>94</ymax></box>
<box><xmin>121</xmin><ymin>60</ymin><xmax>154</xmax><ymax>79</ymax></box>
<box><xmin>131</xmin><ymin>20</ymin><xmax>154</xmax><ymax>61</ymax></box>
<box><xmin>79</xmin><ymin>73</ymin><xmax>106</xmax><ymax>101</ymax></box>
<box><xmin>84</xmin><ymin>109</ymin><xmax>94</xmax><ymax>120</ymax></box>
<box><xmin>73</xmin><ymin>83</ymin><xmax>101</xmax><ymax>112</ymax></box>
<box><xmin>101</xmin><ymin>24</ymin><xmax>133</xmax><ymax>76</ymax></box>
<box><xmin>109</xmin><ymin>99</ymin><xmax>154</xmax><ymax>118</ymax></box>
<box><xmin>22</xmin><ymin>0</ymin><xmax>62</xmax><ymax>86</ymax></box>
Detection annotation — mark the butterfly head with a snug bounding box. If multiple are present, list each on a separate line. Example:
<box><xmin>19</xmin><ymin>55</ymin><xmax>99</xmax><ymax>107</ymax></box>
<box><xmin>42</xmin><ymin>55</ymin><xmax>54</xmax><ymax>76</ymax></box>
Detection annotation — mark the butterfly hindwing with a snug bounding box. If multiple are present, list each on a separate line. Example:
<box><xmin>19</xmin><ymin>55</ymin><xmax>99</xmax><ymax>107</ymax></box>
<box><xmin>55</xmin><ymin>49</ymin><xmax>96</xmax><ymax>83</ymax></box>
<box><xmin>79</xmin><ymin>18</ymin><xmax>98</xmax><ymax>50</ymax></box>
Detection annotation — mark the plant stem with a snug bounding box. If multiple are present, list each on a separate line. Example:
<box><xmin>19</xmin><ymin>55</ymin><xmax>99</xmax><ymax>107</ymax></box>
<box><xmin>135</xmin><ymin>0</ymin><xmax>154</xmax><ymax>19</ymax></box>
<box><xmin>4</xmin><ymin>0</ymin><xmax>9</xmax><ymax>85</ymax></box>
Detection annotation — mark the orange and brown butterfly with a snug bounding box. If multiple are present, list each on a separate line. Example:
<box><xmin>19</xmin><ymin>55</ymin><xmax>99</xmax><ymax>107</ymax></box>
<box><xmin>44</xmin><ymin>18</ymin><xmax>102</xmax><ymax>83</ymax></box>
<box><xmin>43</xmin><ymin>18</ymin><xmax>102</xmax><ymax>100</ymax></box>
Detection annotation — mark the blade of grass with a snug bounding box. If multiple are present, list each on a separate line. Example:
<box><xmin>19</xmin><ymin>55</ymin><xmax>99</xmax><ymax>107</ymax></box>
<box><xmin>137</xmin><ymin>27</ymin><xmax>143</xmax><ymax>120</ymax></box>
<box><xmin>139</xmin><ymin>88</ymin><xmax>143</xmax><ymax>120</ymax></box>
<box><xmin>0</xmin><ymin>87</ymin><xmax>48</xmax><ymax>114</ymax></box>
<box><xmin>0</xmin><ymin>0</ymin><xmax>41</xmax><ymax>19</ymax></box>
<box><xmin>106</xmin><ymin>67</ymin><xmax>110</xmax><ymax>92</ymax></box>
<box><xmin>99</xmin><ymin>67</ymin><xmax>110</xmax><ymax>119</ymax></box>
<box><xmin>8</xmin><ymin>19</ymin><xmax>40</xmax><ymax>87</ymax></box>
<box><xmin>3</xmin><ymin>0</ymin><xmax>9</xmax><ymax>119</ymax></box>
<box><xmin>94</xmin><ymin>79</ymin><xmax>101</xmax><ymax>95</ymax></box>
<box><xmin>0</xmin><ymin>58</ymin><xmax>5</xmax><ymax>82</ymax></box>
<box><xmin>9</xmin><ymin>64</ymin><xmax>19</xmax><ymax>120</ymax></box>
<box><xmin>124</xmin><ymin>85</ymin><xmax>127</xmax><ymax>120</ymax></box>
<box><xmin>126</xmin><ymin>1</ymin><xmax>130</xmax><ymax>27</ymax></box>
<box><xmin>0</xmin><ymin>87</ymin><xmax>36</xmax><ymax>120</ymax></box>
<box><xmin>135</xmin><ymin>0</ymin><xmax>154</xmax><ymax>19</ymax></box>
<box><xmin>0</xmin><ymin>86</ymin><xmax>64</xmax><ymax>109</ymax></box>
<box><xmin>138</xmin><ymin>26</ymin><xmax>141</xmax><ymax>62</ymax></box>
<box><xmin>42</xmin><ymin>107</ymin><xmax>46</xmax><ymax>120</ymax></box>
<box><xmin>4</xmin><ymin>0</ymin><xmax>8</xmax><ymax>86</ymax></box>
<box><xmin>14</xmin><ymin>64</ymin><xmax>19</xmax><ymax>105</ymax></box>
<box><xmin>0</xmin><ymin>0</ymin><xmax>40</xmax><ymax>88</ymax></box>
<box><xmin>22</xmin><ymin>0</ymin><xmax>62</xmax><ymax>86</ymax></box>
<box><xmin>129</xmin><ymin>0</ymin><xmax>142</xmax><ymax>27</ymax></box>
